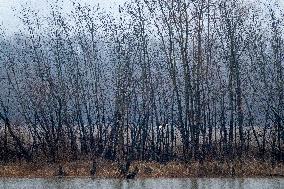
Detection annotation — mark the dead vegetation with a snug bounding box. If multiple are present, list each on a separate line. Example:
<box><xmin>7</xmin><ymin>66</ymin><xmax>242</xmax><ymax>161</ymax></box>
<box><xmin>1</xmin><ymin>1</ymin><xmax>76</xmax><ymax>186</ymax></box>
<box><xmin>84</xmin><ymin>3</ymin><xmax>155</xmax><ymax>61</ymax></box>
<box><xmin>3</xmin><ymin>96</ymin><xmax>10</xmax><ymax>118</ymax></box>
<box><xmin>0</xmin><ymin>158</ymin><xmax>283</xmax><ymax>178</ymax></box>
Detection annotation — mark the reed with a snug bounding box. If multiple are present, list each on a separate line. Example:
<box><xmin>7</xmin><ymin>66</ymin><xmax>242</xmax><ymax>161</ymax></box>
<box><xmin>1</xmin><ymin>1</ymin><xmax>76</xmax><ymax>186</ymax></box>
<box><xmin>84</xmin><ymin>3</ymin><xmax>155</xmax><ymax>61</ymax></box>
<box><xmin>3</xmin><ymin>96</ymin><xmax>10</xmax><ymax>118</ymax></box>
<box><xmin>0</xmin><ymin>159</ymin><xmax>283</xmax><ymax>178</ymax></box>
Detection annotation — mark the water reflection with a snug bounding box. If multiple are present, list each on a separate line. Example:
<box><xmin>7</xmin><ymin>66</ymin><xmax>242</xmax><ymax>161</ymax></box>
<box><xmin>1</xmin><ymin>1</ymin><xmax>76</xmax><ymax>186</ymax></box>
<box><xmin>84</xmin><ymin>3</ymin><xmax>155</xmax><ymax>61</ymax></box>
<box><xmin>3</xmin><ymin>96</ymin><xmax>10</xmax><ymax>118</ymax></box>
<box><xmin>0</xmin><ymin>178</ymin><xmax>282</xmax><ymax>189</ymax></box>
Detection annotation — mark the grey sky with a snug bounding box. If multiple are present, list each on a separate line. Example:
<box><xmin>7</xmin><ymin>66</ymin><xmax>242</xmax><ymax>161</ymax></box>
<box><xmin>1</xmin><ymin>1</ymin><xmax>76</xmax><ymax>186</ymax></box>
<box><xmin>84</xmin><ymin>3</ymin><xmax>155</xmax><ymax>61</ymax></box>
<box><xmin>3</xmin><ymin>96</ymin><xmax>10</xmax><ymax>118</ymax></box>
<box><xmin>0</xmin><ymin>0</ymin><xmax>283</xmax><ymax>33</ymax></box>
<box><xmin>0</xmin><ymin>0</ymin><xmax>127</xmax><ymax>33</ymax></box>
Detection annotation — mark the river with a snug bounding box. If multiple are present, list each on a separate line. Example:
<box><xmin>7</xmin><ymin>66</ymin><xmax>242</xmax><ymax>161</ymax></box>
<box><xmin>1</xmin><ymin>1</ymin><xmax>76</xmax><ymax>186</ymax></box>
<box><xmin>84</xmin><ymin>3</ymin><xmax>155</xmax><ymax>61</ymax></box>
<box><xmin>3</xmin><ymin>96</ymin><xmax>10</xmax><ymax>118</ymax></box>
<box><xmin>0</xmin><ymin>178</ymin><xmax>283</xmax><ymax>189</ymax></box>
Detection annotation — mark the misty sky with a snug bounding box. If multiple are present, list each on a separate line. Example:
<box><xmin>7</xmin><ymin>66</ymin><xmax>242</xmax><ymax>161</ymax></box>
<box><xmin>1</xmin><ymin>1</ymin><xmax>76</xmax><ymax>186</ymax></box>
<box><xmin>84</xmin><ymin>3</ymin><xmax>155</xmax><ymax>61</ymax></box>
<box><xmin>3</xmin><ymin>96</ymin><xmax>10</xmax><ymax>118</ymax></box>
<box><xmin>0</xmin><ymin>0</ymin><xmax>127</xmax><ymax>33</ymax></box>
<box><xmin>0</xmin><ymin>0</ymin><xmax>283</xmax><ymax>33</ymax></box>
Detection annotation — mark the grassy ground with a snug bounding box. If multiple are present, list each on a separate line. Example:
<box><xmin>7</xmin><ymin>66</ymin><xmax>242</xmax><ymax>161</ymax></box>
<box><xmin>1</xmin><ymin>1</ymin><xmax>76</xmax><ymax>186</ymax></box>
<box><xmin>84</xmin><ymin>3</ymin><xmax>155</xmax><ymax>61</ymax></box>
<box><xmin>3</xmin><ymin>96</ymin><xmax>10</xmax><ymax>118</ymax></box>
<box><xmin>0</xmin><ymin>158</ymin><xmax>283</xmax><ymax>178</ymax></box>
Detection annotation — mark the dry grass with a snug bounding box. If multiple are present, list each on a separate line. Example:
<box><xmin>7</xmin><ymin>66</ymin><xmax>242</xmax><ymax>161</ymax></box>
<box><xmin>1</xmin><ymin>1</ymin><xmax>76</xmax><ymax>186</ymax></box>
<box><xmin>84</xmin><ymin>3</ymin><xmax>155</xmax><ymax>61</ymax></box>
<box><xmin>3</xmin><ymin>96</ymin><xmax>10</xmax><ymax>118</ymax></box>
<box><xmin>0</xmin><ymin>158</ymin><xmax>283</xmax><ymax>178</ymax></box>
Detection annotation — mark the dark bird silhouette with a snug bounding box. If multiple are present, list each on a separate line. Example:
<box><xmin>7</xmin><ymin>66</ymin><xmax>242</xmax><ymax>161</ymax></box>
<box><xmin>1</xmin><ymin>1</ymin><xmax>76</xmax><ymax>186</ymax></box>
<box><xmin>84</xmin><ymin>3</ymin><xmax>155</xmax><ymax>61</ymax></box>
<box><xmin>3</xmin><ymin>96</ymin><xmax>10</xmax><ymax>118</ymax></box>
<box><xmin>231</xmin><ymin>163</ymin><xmax>236</xmax><ymax>177</ymax></box>
<box><xmin>126</xmin><ymin>166</ymin><xmax>139</xmax><ymax>179</ymax></box>
<box><xmin>90</xmin><ymin>160</ymin><xmax>97</xmax><ymax>176</ymax></box>
<box><xmin>119</xmin><ymin>160</ymin><xmax>130</xmax><ymax>176</ymax></box>
<box><xmin>57</xmin><ymin>165</ymin><xmax>67</xmax><ymax>177</ymax></box>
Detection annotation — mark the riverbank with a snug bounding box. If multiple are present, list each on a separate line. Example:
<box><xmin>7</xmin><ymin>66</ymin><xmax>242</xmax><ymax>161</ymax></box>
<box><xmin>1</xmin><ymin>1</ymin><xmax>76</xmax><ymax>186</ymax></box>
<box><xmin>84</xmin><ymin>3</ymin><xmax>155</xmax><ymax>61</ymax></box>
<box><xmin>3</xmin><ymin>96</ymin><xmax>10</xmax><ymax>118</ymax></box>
<box><xmin>0</xmin><ymin>159</ymin><xmax>283</xmax><ymax>178</ymax></box>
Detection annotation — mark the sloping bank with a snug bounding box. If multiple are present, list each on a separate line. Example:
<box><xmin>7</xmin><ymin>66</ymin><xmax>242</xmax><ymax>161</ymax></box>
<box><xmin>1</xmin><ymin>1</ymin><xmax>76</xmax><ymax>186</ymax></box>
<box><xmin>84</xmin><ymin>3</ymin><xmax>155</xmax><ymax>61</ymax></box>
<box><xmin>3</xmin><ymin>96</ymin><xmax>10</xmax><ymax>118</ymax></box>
<box><xmin>0</xmin><ymin>159</ymin><xmax>283</xmax><ymax>178</ymax></box>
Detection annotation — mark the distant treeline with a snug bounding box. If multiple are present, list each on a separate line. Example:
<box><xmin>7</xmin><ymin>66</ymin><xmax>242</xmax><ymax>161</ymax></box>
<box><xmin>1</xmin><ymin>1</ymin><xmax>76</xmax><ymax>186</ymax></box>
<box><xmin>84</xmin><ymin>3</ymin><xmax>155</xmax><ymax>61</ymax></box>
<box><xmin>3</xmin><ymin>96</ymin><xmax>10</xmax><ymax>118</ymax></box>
<box><xmin>0</xmin><ymin>0</ymin><xmax>283</xmax><ymax>164</ymax></box>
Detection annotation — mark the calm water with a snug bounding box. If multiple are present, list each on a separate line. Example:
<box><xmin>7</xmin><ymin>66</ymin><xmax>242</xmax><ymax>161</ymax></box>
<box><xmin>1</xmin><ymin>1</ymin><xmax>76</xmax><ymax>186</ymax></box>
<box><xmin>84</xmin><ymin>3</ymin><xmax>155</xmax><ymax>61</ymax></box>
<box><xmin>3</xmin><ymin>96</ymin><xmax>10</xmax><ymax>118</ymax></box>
<box><xmin>0</xmin><ymin>178</ymin><xmax>283</xmax><ymax>189</ymax></box>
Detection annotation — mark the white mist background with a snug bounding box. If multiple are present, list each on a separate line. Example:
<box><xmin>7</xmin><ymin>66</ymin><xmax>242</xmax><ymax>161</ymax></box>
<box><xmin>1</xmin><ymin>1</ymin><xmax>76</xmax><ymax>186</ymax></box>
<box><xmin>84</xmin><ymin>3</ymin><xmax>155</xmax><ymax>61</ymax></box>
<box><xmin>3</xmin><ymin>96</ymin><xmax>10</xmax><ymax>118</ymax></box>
<box><xmin>0</xmin><ymin>0</ymin><xmax>283</xmax><ymax>34</ymax></box>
